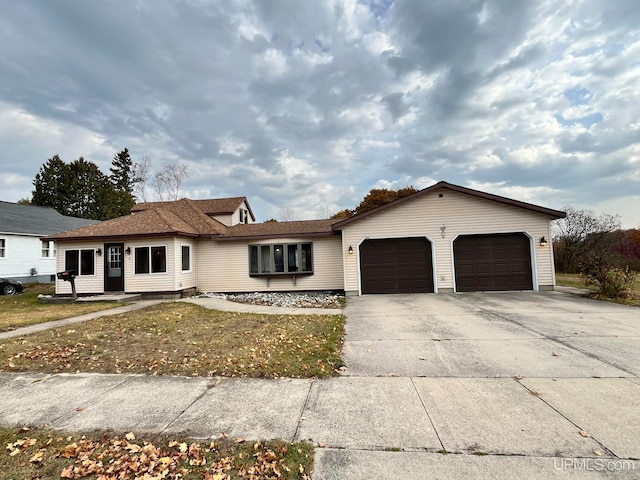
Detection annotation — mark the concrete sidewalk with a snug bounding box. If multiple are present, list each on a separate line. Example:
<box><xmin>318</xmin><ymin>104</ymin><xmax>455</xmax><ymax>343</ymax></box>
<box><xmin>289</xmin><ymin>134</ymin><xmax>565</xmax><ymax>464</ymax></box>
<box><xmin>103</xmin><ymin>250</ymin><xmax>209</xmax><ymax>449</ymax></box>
<box><xmin>0</xmin><ymin>372</ymin><xmax>637</xmax><ymax>479</ymax></box>
<box><xmin>0</xmin><ymin>297</ymin><xmax>342</xmax><ymax>342</ymax></box>
<box><xmin>0</xmin><ymin>300</ymin><xmax>164</xmax><ymax>341</ymax></box>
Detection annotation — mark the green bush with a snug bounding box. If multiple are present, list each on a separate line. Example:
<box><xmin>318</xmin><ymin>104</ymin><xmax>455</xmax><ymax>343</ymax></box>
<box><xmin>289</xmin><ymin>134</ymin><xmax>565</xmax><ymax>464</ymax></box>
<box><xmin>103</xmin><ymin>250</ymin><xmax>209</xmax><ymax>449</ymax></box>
<box><xmin>580</xmin><ymin>255</ymin><xmax>637</xmax><ymax>298</ymax></box>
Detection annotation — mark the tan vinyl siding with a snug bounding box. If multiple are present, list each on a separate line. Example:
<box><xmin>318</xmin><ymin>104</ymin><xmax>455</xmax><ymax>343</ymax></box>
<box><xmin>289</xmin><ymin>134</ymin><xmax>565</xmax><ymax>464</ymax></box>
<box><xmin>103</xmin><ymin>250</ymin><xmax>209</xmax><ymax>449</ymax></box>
<box><xmin>341</xmin><ymin>189</ymin><xmax>556</xmax><ymax>293</ymax></box>
<box><xmin>196</xmin><ymin>236</ymin><xmax>344</xmax><ymax>292</ymax></box>
<box><xmin>211</xmin><ymin>214</ymin><xmax>233</xmax><ymax>227</ymax></box>
<box><xmin>125</xmin><ymin>237</ymin><xmax>177</xmax><ymax>293</ymax></box>
<box><xmin>54</xmin><ymin>241</ymin><xmax>104</xmax><ymax>295</ymax></box>
<box><xmin>177</xmin><ymin>240</ymin><xmax>197</xmax><ymax>290</ymax></box>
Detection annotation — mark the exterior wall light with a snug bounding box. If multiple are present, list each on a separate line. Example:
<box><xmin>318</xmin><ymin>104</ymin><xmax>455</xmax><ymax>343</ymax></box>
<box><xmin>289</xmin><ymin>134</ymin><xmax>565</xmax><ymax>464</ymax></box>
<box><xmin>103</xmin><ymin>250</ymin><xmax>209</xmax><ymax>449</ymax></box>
<box><xmin>96</xmin><ymin>248</ymin><xmax>102</xmax><ymax>256</ymax></box>
<box><xmin>540</xmin><ymin>236</ymin><xmax>548</xmax><ymax>247</ymax></box>
<box><xmin>125</xmin><ymin>247</ymin><xmax>132</xmax><ymax>255</ymax></box>
<box><xmin>348</xmin><ymin>245</ymin><xmax>354</xmax><ymax>255</ymax></box>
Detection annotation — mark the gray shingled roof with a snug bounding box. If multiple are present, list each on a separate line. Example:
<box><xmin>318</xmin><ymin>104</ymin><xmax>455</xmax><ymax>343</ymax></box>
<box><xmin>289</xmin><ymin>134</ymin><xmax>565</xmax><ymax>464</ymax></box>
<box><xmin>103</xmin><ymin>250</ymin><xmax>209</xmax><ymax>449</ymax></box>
<box><xmin>0</xmin><ymin>201</ymin><xmax>99</xmax><ymax>236</ymax></box>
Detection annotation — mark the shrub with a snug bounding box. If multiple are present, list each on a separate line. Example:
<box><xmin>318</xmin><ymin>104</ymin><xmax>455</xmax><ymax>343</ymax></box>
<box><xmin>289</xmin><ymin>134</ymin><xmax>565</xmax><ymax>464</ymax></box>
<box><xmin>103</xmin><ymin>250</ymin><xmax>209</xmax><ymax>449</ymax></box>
<box><xmin>580</xmin><ymin>254</ymin><xmax>637</xmax><ymax>298</ymax></box>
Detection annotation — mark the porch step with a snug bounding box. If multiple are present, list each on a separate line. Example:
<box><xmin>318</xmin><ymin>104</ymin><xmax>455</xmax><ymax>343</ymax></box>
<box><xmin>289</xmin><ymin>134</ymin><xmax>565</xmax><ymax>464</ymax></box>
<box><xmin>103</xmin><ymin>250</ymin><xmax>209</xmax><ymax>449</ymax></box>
<box><xmin>38</xmin><ymin>294</ymin><xmax>142</xmax><ymax>304</ymax></box>
<box><xmin>76</xmin><ymin>294</ymin><xmax>142</xmax><ymax>303</ymax></box>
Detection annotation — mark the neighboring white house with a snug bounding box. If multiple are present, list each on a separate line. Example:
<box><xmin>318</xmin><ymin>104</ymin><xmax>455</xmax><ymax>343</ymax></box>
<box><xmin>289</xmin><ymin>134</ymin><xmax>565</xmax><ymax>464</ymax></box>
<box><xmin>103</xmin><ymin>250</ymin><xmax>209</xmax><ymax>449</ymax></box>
<box><xmin>45</xmin><ymin>182</ymin><xmax>566</xmax><ymax>297</ymax></box>
<box><xmin>0</xmin><ymin>201</ymin><xmax>98</xmax><ymax>283</ymax></box>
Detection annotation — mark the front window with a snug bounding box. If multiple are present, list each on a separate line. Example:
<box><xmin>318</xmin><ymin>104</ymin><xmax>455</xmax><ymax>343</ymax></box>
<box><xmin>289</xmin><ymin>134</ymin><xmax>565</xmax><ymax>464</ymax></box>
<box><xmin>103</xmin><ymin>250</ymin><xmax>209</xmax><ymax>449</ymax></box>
<box><xmin>249</xmin><ymin>242</ymin><xmax>313</xmax><ymax>275</ymax></box>
<box><xmin>181</xmin><ymin>245</ymin><xmax>191</xmax><ymax>271</ymax></box>
<box><xmin>41</xmin><ymin>240</ymin><xmax>50</xmax><ymax>257</ymax></box>
<box><xmin>135</xmin><ymin>246</ymin><xmax>167</xmax><ymax>274</ymax></box>
<box><xmin>64</xmin><ymin>249</ymin><xmax>95</xmax><ymax>275</ymax></box>
<box><xmin>0</xmin><ymin>239</ymin><xmax>5</xmax><ymax>258</ymax></box>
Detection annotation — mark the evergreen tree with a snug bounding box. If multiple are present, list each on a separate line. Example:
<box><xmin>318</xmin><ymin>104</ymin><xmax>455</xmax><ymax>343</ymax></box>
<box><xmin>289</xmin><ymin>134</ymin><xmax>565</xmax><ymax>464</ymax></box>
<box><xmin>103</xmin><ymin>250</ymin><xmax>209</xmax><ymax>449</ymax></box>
<box><xmin>32</xmin><ymin>155</ymin><xmax>72</xmax><ymax>214</ymax></box>
<box><xmin>67</xmin><ymin>157</ymin><xmax>115</xmax><ymax>220</ymax></box>
<box><xmin>31</xmin><ymin>155</ymin><xmax>119</xmax><ymax>220</ymax></box>
<box><xmin>109</xmin><ymin>148</ymin><xmax>138</xmax><ymax>217</ymax></box>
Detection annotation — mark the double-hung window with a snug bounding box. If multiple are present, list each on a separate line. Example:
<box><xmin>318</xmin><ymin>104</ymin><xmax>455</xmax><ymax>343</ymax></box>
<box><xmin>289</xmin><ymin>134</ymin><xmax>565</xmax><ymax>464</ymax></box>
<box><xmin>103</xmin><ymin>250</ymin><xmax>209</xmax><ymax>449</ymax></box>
<box><xmin>134</xmin><ymin>246</ymin><xmax>167</xmax><ymax>274</ymax></box>
<box><xmin>41</xmin><ymin>240</ymin><xmax>51</xmax><ymax>258</ymax></box>
<box><xmin>0</xmin><ymin>239</ymin><xmax>5</xmax><ymax>258</ymax></box>
<box><xmin>249</xmin><ymin>242</ymin><xmax>313</xmax><ymax>275</ymax></box>
<box><xmin>181</xmin><ymin>245</ymin><xmax>191</xmax><ymax>272</ymax></box>
<box><xmin>64</xmin><ymin>249</ymin><xmax>95</xmax><ymax>276</ymax></box>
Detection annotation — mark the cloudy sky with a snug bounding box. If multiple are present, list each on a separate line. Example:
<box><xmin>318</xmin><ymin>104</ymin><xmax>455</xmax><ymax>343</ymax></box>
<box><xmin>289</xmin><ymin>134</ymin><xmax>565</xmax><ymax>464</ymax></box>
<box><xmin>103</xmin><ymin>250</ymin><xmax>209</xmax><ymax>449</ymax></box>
<box><xmin>1</xmin><ymin>0</ymin><xmax>638</xmax><ymax>226</ymax></box>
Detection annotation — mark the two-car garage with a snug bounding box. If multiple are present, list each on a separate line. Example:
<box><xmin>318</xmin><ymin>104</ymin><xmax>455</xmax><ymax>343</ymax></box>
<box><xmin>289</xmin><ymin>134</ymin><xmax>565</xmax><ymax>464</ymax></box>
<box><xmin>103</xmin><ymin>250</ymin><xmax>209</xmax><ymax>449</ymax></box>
<box><xmin>359</xmin><ymin>233</ymin><xmax>534</xmax><ymax>294</ymax></box>
<box><xmin>335</xmin><ymin>181</ymin><xmax>564</xmax><ymax>296</ymax></box>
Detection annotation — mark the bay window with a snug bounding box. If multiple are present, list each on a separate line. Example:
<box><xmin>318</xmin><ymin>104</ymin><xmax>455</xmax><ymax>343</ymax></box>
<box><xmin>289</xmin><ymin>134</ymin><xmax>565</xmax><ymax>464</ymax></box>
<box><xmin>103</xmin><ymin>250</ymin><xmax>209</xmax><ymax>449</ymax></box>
<box><xmin>249</xmin><ymin>242</ymin><xmax>313</xmax><ymax>275</ymax></box>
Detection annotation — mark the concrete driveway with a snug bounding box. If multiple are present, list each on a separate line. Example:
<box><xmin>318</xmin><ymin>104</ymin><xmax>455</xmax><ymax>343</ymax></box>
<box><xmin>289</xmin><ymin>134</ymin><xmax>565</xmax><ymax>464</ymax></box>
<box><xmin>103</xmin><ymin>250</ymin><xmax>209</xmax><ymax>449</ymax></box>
<box><xmin>342</xmin><ymin>291</ymin><xmax>639</xmax><ymax>378</ymax></box>
<box><xmin>311</xmin><ymin>291</ymin><xmax>640</xmax><ymax>478</ymax></box>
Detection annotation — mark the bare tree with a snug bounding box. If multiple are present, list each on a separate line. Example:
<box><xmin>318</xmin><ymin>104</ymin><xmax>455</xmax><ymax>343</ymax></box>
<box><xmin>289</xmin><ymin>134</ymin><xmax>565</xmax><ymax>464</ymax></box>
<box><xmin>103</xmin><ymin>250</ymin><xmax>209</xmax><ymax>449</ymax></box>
<box><xmin>279</xmin><ymin>206</ymin><xmax>296</xmax><ymax>222</ymax></box>
<box><xmin>133</xmin><ymin>156</ymin><xmax>151</xmax><ymax>202</ymax></box>
<box><xmin>317</xmin><ymin>204</ymin><xmax>333</xmax><ymax>219</ymax></box>
<box><xmin>152</xmin><ymin>162</ymin><xmax>188</xmax><ymax>201</ymax></box>
<box><xmin>552</xmin><ymin>206</ymin><xmax>621</xmax><ymax>272</ymax></box>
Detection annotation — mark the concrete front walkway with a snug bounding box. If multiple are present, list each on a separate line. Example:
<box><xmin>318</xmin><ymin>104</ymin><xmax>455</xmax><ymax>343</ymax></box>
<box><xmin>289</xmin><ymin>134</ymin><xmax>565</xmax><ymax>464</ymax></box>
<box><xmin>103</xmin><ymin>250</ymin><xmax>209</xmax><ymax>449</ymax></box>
<box><xmin>0</xmin><ymin>291</ymin><xmax>638</xmax><ymax>479</ymax></box>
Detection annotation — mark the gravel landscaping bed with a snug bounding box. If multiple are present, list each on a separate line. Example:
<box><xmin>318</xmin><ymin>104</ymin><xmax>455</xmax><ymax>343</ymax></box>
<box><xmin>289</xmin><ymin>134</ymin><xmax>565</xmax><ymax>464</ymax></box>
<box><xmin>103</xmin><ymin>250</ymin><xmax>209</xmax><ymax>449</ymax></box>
<box><xmin>194</xmin><ymin>291</ymin><xmax>345</xmax><ymax>309</ymax></box>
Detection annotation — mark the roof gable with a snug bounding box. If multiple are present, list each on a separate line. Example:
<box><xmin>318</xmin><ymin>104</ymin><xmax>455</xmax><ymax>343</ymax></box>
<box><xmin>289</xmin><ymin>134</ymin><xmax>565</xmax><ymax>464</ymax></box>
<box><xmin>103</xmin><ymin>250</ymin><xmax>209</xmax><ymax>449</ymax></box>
<box><xmin>132</xmin><ymin>197</ymin><xmax>255</xmax><ymax>221</ymax></box>
<box><xmin>45</xmin><ymin>199</ymin><xmax>228</xmax><ymax>240</ymax></box>
<box><xmin>331</xmin><ymin>181</ymin><xmax>566</xmax><ymax>229</ymax></box>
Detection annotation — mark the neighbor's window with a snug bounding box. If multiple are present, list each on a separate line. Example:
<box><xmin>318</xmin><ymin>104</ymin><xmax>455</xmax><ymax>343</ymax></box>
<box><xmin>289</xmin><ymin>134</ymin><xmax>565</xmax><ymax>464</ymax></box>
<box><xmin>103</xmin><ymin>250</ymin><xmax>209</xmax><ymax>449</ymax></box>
<box><xmin>41</xmin><ymin>240</ymin><xmax>50</xmax><ymax>257</ymax></box>
<box><xmin>0</xmin><ymin>239</ymin><xmax>5</xmax><ymax>258</ymax></box>
<box><xmin>134</xmin><ymin>246</ymin><xmax>167</xmax><ymax>274</ymax></box>
<box><xmin>64</xmin><ymin>249</ymin><xmax>95</xmax><ymax>276</ymax></box>
<box><xmin>181</xmin><ymin>245</ymin><xmax>191</xmax><ymax>271</ymax></box>
<box><xmin>249</xmin><ymin>242</ymin><xmax>313</xmax><ymax>275</ymax></box>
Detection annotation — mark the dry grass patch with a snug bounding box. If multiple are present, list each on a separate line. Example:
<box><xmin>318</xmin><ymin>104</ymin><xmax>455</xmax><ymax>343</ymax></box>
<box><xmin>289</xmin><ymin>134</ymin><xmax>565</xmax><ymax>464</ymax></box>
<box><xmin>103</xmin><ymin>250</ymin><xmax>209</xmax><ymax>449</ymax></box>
<box><xmin>556</xmin><ymin>273</ymin><xmax>640</xmax><ymax>307</ymax></box>
<box><xmin>0</xmin><ymin>302</ymin><xmax>345</xmax><ymax>378</ymax></box>
<box><xmin>1</xmin><ymin>426</ymin><xmax>313</xmax><ymax>479</ymax></box>
<box><xmin>0</xmin><ymin>283</ymin><xmax>116</xmax><ymax>333</ymax></box>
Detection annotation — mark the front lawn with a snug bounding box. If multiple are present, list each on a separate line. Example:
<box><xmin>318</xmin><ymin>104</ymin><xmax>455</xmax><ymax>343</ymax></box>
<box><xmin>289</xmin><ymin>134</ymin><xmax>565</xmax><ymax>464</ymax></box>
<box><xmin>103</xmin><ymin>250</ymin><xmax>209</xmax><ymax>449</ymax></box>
<box><xmin>0</xmin><ymin>283</ymin><xmax>116</xmax><ymax>333</ymax></box>
<box><xmin>1</xmin><ymin>426</ymin><xmax>313</xmax><ymax>479</ymax></box>
<box><xmin>0</xmin><ymin>302</ymin><xmax>345</xmax><ymax>378</ymax></box>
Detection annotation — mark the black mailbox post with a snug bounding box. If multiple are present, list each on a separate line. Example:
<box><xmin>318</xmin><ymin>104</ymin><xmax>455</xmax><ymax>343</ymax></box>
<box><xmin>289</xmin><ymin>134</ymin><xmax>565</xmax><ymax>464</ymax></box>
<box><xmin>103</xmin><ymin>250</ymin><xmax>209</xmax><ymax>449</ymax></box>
<box><xmin>56</xmin><ymin>270</ymin><xmax>77</xmax><ymax>300</ymax></box>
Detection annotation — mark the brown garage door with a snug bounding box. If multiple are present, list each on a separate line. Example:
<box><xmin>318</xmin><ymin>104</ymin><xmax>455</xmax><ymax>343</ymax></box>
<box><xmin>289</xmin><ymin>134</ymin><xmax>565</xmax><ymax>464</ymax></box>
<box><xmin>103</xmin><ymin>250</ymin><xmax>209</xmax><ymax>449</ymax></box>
<box><xmin>454</xmin><ymin>233</ymin><xmax>533</xmax><ymax>292</ymax></box>
<box><xmin>360</xmin><ymin>237</ymin><xmax>434</xmax><ymax>294</ymax></box>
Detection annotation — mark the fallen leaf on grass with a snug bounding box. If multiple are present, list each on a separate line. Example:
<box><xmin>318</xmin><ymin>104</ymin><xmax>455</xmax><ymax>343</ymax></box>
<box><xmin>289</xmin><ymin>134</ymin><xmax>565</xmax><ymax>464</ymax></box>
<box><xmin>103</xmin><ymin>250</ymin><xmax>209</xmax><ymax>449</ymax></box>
<box><xmin>29</xmin><ymin>450</ymin><xmax>43</xmax><ymax>463</ymax></box>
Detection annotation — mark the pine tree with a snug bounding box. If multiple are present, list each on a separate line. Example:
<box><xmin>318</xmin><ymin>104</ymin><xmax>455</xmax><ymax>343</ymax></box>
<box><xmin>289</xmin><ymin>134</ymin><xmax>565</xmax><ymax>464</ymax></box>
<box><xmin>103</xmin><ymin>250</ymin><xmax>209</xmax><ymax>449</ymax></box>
<box><xmin>32</xmin><ymin>155</ymin><xmax>72</xmax><ymax>214</ymax></box>
<box><xmin>109</xmin><ymin>148</ymin><xmax>138</xmax><ymax>217</ymax></box>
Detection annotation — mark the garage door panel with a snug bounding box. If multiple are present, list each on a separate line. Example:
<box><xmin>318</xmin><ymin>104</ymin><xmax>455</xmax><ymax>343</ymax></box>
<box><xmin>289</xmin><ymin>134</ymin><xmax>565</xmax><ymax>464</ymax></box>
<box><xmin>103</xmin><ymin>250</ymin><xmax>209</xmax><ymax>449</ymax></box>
<box><xmin>454</xmin><ymin>233</ymin><xmax>533</xmax><ymax>292</ymax></box>
<box><xmin>360</xmin><ymin>238</ymin><xmax>434</xmax><ymax>294</ymax></box>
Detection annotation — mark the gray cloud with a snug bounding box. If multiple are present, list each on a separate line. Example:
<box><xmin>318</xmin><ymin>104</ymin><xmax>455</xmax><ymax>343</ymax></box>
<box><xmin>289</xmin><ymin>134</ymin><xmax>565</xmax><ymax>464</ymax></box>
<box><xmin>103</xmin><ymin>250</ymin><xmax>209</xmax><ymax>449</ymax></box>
<box><xmin>0</xmin><ymin>0</ymin><xmax>638</xmax><ymax>226</ymax></box>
